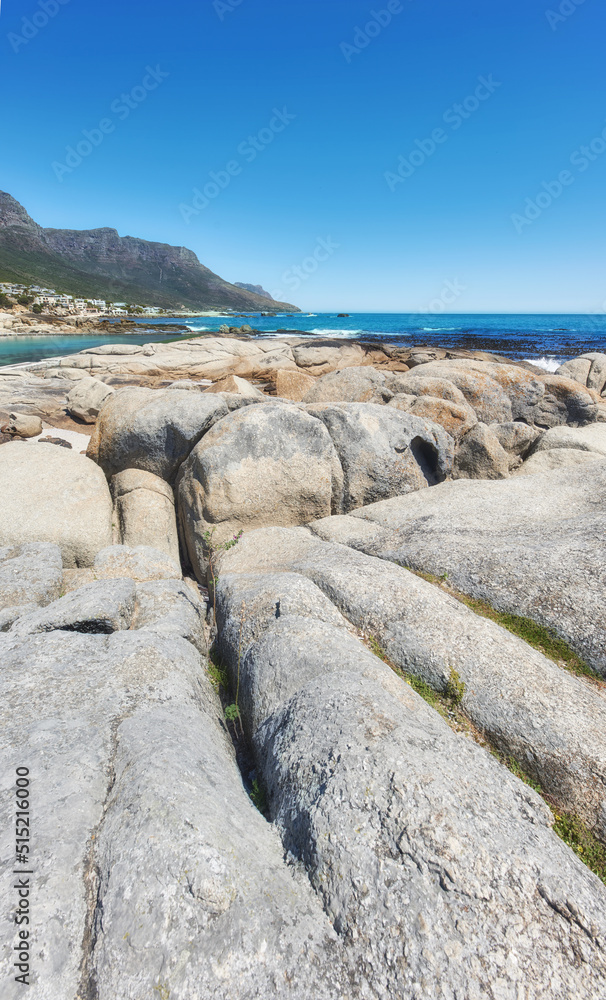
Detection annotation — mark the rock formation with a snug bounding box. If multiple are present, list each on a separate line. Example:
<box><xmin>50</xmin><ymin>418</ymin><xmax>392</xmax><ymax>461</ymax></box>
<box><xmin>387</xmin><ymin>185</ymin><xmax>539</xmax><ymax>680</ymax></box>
<box><xmin>1</xmin><ymin>340</ymin><xmax>606</xmax><ymax>998</ymax></box>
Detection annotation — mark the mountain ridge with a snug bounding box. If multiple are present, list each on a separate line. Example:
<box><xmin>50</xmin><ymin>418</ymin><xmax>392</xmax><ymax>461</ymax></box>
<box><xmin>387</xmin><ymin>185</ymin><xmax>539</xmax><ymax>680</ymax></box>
<box><xmin>0</xmin><ymin>192</ymin><xmax>299</xmax><ymax>313</ymax></box>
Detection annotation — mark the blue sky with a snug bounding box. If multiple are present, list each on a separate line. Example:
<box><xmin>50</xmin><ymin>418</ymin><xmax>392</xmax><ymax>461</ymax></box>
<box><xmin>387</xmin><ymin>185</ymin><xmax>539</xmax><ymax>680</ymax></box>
<box><xmin>1</xmin><ymin>0</ymin><xmax>605</xmax><ymax>312</ymax></box>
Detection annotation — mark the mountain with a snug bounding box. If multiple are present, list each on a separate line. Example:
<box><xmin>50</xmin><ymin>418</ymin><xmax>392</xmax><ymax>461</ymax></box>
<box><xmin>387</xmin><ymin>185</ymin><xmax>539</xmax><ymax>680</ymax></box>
<box><xmin>233</xmin><ymin>282</ymin><xmax>274</xmax><ymax>301</ymax></box>
<box><xmin>0</xmin><ymin>192</ymin><xmax>299</xmax><ymax>313</ymax></box>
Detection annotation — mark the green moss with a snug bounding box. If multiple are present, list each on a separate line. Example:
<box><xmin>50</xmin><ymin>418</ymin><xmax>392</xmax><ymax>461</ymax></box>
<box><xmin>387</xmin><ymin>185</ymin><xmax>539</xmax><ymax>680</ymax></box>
<box><xmin>404</xmin><ymin>567</ymin><xmax>600</xmax><ymax>684</ymax></box>
<box><xmin>446</xmin><ymin>667</ymin><xmax>466</xmax><ymax>705</ymax></box>
<box><xmin>207</xmin><ymin>651</ymin><xmax>228</xmax><ymax>694</ymax></box>
<box><xmin>250</xmin><ymin>778</ymin><xmax>268</xmax><ymax>815</ymax></box>
<box><xmin>406</xmin><ymin>673</ymin><xmax>441</xmax><ymax>710</ymax></box>
<box><xmin>553</xmin><ymin>812</ymin><xmax>606</xmax><ymax>886</ymax></box>
<box><xmin>364</xmin><ymin>624</ymin><xmax>606</xmax><ymax>884</ymax></box>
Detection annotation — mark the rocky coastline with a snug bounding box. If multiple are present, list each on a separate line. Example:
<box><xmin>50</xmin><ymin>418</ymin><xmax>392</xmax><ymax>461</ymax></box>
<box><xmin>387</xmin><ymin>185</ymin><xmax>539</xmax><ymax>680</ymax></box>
<box><xmin>1</xmin><ymin>335</ymin><xmax>606</xmax><ymax>998</ymax></box>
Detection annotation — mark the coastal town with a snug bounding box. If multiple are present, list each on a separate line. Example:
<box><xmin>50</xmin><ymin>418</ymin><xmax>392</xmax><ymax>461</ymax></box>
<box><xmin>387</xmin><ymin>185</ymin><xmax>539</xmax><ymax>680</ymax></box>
<box><xmin>0</xmin><ymin>281</ymin><xmax>166</xmax><ymax>318</ymax></box>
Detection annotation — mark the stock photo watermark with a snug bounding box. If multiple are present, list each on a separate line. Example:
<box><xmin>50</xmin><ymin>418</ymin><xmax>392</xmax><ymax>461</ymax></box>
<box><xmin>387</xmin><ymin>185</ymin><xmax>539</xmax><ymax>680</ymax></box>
<box><xmin>214</xmin><ymin>0</ymin><xmax>246</xmax><ymax>20</ymax></box>
<box><xmin>340</xmin><ymin>1</ymin><xmax>409</xmax><ymax>62</ymax></box>
<box><xmin>511</xmin><ymin>120</ymin><xmax>606</xmax><ymax>233</ymax></box>
<box><xmin>270</xmin><ymin>237</ymin><xmax>340</xmax><ymax>299</ymax></box>
<box><xmin>384</xmin><ymin>75</ymin><xmax>501</xmax><ymax>190</ymax></box>
<box><xmin>51</xmin><ymin>66</ymin><xmax>169</xmax><ymax>181</ymax></box>
<box><xmin>179</xmin><ymin>107</ymin><xmax>296</xmax><ymax>223</ymax></box>
<box><xmin>7</xmin><ymin>0</ymin><xmax>72</xmax><ymax>53</ymax></box>
<box><xmin>545</xmin><ymin>0</ymin><xmax>588</xmax><ymax>31</ymax></box>
<box><xmin>419</xmin><ymin>278</ymin><xmax>466</xmax><ymax>314</ymax></box>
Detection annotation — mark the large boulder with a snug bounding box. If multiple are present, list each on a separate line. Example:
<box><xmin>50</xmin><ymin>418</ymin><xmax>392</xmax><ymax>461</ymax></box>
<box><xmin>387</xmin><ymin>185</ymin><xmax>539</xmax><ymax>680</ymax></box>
<box><xmin>87</xmin><ymin>387</ymin><xmax>230</xmax><ymax>482</ymax></box>
<box><xmin>492</xmin><ymin>421</ymin><xmax>542</xmax><ymax>470</ymax></box>
<box><xmin>177</xmin><ymin>403</ymin><xmax>343</xmax><ymax>577</ymax></box>
<box><xmin>292</xmin><ymin>342</ymin><xmax>367</xmax><ymax>375</ymax></box>
<box><xmin>515</xmin><ymin>449</ymin><xmax>604</xmax><ymax>476</ymax></box>
<box><xmin>532</xmin><ymin>422</ymin><xmax>606</xmax><ymax>457</ymax></box>
<box><xmin>308</xmin><ymin>402</ymin><xmax>454</xmax><ymax>511</ymax></box>
<box><xmin>214</xmin><ymin>556</ymin><xmax>606</xmax><ymax>999</ymax></box>
<box><xmin>302</xmin><ymin>366</ymin><xmax>393</xmax><ymax>404</ymax></box>
<box><xmin>274</xmin><ymin>369</ymin><xmax>315</xmax><ymax>401</ymax></box>
<box><xmin>453</xmin><ymin>422</ymin><xmax>510</xmax><ymax>479</ymax></box>
<box><xmin>314</xmin><ymin>462</ymin><xmax>606</xmax><ymax>675</ymax></box>
<box><xmin>66</xmin><ymin>376</ymin><xmax>114</xmax><ymax>423</ymax></box>
<box><xmin>110</xmin><ymin>469</ymin><xmax>180</xmax><ymax>563</ymax></box>
<box><xmin>557</xmin><ymin>353</ymin><xmax>606</xmax><ymax>395</ymax></box>
<box><xmin>393</xmin><ymin>394</ymin><xmax>477</xmax><ymax>439</ymax></box>
<box><xmin>407</xmin><ymin>359</ymin><xmax>601</xmax><ymax>426</ymax></box>
<box><xmin>6</xmin><ymin>412</ymin><xmax>43</xmax><ymax>437</ymax></box>
<box><xmin>0</xmin><ymin>442</ymin><xmax>112</xmax><ymax>567</ymax></box>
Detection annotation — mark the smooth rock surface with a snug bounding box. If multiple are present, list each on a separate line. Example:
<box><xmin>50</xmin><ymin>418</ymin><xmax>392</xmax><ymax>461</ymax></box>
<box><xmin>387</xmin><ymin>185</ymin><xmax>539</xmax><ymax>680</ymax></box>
<box><xmin>532</xmin><ymin>422</ymin><xmax>606</xmax><ymax>456</ymax></box>
<box><xmin>0</xmin><ymin>624</ymin><xmax>354</xmax><ymax>999</ymax></box>
<box><xmin>87</xmin><ymin>386</ymin><xmax>229</xmax><ymax>481</ymax></box>
<box><xmin>558</xmin><ymin>353</ymin><xmax>606</xmax><ymax>395</ymax></box>
<box><xmin>66</xmin><ymin>376</ymin><xmax>114</xmax><ymax>423</ymax></box>
<box><xmin>7</xmin><ymin>412</ymin><xmax>43</xmax><ymax>437</ymax></box>
<box><xmin>0</xmin><ymin>442</ymin><xmax>112</xmax><ymax>567</ymax></box>
<box><xmin>203</xmin><ymin>374</ymin><xmax>265</xmax><ymax>398</ymax></box>
<box><xmin>302</xmin><ymin>366</ymin><xmax>393</xmax><ymax>405</ymax></box>
<box><xmin>408</xmin><ymin>359</ymin><xmax>600</xmax><ymax>426</ymax></box>
<box><xmin>219</xmin><ymin>527</ymin><xmax>606</xmax><ymax>840</ymax></box>
<box><xmin>515</xmin><ymin>449</ymin><xmax>604</xmax><ymax>476</ymax></box>
<box><xmin>308</xmin><ymin>402</ymin><xmax>454</xmax><ymax>511</ymax></box>
<box><xmin>110</xmin><ymin>468</ymin><xmax>180</xmax><ymax>563</ymax></box>
<box><xmin>177</xmin><ymin>403</ymin><xmax>343</xmax><ymax>576</ymax></box>
<box><xmin>334</xmin><ymin>463</ymin><xmax>606</xmax><ymax>674</ymax></box>
<box><xmin>215</xmin><ymin>557</ymin><xmax>606</xmax><ymax>999</ymax></box>
<box><xmin>492</xmin><ymin>421</ymin><xmax>542</xmax><ymax>469</ymax></box>
<box><xmin>274</xmin><ymin>369</ymin><xmax>316</xmax><ymax>401</ymax></box>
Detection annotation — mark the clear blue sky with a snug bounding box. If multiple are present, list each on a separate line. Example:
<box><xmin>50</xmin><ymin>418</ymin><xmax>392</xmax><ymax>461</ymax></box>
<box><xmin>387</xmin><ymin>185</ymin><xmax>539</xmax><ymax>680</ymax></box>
<box><xmin>1</xmin><ymin>0</ymin><xmax>605</xmax><ymax>312</ymax></box>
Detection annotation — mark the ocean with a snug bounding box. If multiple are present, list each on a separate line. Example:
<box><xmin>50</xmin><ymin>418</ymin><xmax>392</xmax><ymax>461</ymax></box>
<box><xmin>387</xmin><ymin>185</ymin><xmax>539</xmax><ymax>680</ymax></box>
<box><xmin>1</xmin><ymin>314</ymin><xmax>605</xmax><ymax>370</ymax></box>
<box><xmin>177</xmin><ymin>313</ymin><xmax>606</xmax><ymax>372</ymax></box>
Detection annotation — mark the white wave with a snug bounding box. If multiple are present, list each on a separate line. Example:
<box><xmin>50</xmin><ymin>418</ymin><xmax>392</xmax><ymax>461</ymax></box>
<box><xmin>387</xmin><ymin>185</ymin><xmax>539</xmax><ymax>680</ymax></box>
<box><xmin>524</xmin><ymin>356</ymin><xmax>561</xmax><ymax>373</ymax></box>
<box><xmin>309</xmin><ymin>328</ymin><xmax>363</xmax><ymax>335</ymax></box>
<box><xmin>185</xmin><ymin>325</ymin><xmax>210</xmax><ymax>332</ymax></box>
<box><xmin>421</xmin><ymin>326</ymin><xmax>460</xmax><ymax>332</ymax></box>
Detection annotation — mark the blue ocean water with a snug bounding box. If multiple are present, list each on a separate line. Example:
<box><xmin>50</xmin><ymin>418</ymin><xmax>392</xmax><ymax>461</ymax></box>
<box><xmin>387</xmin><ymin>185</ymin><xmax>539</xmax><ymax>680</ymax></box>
<box><xmin>2</xmin><ymin>314</ymin><xmax>605</xmax><ymax>369</ymax></box>
<box><xmin>159</xmin><ymin>312</ymin><xmax>606</xmax><ymax>371</ymax></box>
<box><xmin>0</xmin><ymin>332</ymin><xmax>178</xmax><ymax>368</ymax></box>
